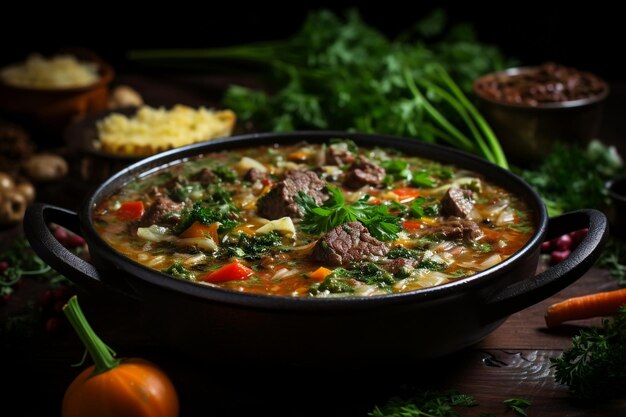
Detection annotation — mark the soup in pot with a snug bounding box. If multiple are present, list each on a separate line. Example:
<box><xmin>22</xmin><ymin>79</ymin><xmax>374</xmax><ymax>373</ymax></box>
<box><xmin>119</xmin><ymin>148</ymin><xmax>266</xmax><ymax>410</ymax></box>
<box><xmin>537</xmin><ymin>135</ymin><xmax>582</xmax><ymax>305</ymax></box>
<box><xmin>93</xmin><ymin>140</ymin><xmax>534</xmax><ymax>297</ymax></box>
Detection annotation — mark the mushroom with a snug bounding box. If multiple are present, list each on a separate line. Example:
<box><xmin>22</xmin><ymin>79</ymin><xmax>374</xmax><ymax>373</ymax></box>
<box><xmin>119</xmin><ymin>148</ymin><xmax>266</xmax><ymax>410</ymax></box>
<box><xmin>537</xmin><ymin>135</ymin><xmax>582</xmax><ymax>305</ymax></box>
<box><xmin>0</xmin><ymin>189</ymin><xmax>26</xmax><ymax>225</ymax></box>
<box><xmin>15</xmin><ymin>181</ymin><xmax>35</xmax><ymax>204</ymax></box>
<box><xmin>108</xmin><ymin>85</ymin><xmax>144</xmax><ymax>109</ymax></box>
<box><xmin>0</xmin><ymin>172</ymin><xmax>14</xmax><ymax>193</ymax></box>
<box><xmin>24</xmin><ymin>153</ymin><xmax>68</xmax><ymax>182</ymax></box>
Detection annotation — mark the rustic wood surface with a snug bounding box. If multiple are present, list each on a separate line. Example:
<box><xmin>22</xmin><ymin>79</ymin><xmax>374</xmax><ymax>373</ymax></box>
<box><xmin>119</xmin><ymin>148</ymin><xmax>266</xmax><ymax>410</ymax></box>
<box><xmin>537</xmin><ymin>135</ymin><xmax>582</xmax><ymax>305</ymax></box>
<box><xmin>1</xmin><ymin>75</ymin><xmax>625</xmax><ymax>417</ymax></box>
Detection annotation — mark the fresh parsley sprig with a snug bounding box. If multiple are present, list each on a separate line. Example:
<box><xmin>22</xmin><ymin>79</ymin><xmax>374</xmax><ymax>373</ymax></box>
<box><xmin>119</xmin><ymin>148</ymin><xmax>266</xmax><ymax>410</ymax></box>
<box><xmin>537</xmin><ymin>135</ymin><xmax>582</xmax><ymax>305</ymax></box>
<box><xmin>503</xmin><ymin>398</ymin><xmax>531</xmax><ymax>416</ymax></box>
<box><xmin>370</xmin><ymin>390</ymin><xmax>477</xmax><ymax>417</ymax></box>
<box><xmin>296</xmin><ymin>185</ymin><xmax>401</xmax><ymax>241</ymax></box>
<box><xmin>551</xmin><ymin>307</ymin><xmax>626</xmax><ymax>400</ymax></box>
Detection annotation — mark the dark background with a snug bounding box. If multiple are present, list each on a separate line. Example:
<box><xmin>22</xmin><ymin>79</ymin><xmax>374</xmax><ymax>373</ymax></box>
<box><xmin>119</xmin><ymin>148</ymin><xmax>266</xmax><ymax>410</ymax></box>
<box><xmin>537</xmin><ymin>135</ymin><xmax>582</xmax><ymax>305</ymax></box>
<box><xmin>0</xmin><ymin>3</ymin><xmax>619</xmax><ymax>81</ymax></box>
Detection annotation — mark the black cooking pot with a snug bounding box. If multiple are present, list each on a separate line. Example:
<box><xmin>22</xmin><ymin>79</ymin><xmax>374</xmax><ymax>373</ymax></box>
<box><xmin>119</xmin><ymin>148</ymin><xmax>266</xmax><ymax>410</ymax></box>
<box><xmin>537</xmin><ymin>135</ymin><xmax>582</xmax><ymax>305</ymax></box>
<box><xmin>24</xmin><ymin>132</ymin><xmax>608</xmax><ymax>363</ymax></box>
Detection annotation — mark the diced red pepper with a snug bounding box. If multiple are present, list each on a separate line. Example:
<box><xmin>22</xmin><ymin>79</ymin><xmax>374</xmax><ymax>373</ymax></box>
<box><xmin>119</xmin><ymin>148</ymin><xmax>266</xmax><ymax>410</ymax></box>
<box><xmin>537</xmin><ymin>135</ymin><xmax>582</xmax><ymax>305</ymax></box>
<box><xmin>402</xmin><ymin>220</ymin><xmax>422</xmax><ymax>232</ymax></box>
<box><xmin>201</xmin><ymin>261</ymin><xmax>254</xmax><ymax>283</ymax></box>
<box><xmin>116</xmin><ymin>201</ymin><xmax>145</xmax><ymax>221</ymax></box>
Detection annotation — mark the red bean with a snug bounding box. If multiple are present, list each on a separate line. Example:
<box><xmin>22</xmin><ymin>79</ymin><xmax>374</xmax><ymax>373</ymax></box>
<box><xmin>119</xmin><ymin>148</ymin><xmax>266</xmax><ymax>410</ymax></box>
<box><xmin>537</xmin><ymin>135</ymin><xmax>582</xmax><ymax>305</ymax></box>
<box><xmin>45</xmin><ymin>317</ymin><xmax>59</xmax><ymax>335</ymax></box>
<box><xmin>52</xmin><ymin>300</ymin><xmax>65</xmax><ymax>314</ymax></box>
<box><xmin>554</xmin><ymin>234</ymin><xmax>573</xmax><ymax>251</ymax></box>
<box><xmin>551</xmin><ymin>249</ymin><xmax>571</xmax><ymax>265</ymax></box>
<box><xmin>568</xmin><ymin>228</ymin><xmax>589</xmax><ymax>245</ymax></box>
<box><xmin>41</xmin><ymin>289</ymin><xmax>53</xmax><ymax>308</ymax></box>
<box><xmin>53</xmin><ymin>287</ymin><xmax>68</xmax><ymax>301</ymax></box>
<box><xmin>1</xmin><ymin>293</ymin><xmax>12</xmax><ymax>305</ymax></box>
<box><xmin>53</xmin><ymin>226</ymin><xmax>69</xmax><ymax>244</ymax></box>
<box><xmin>66</xmin><ymin>234</ymin><xmax>86</xmax><ymax>248</ymax></box>
<box><xmin>0</xmin><ymin>260</ymin><xmax>8</xmax><ymax>274</ymax></box>
<box><xmin>540</xmin><ymin>241</ymin><xmax>552</xmax><ymax>252</ymax></box>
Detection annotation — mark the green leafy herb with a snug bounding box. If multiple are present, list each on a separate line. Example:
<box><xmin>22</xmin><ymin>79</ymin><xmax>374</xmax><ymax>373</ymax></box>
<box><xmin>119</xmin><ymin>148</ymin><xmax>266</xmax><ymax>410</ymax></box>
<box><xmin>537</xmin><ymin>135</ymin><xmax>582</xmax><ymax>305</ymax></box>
<box><xmin>503</xmin><ymin>399</ymin><xmax>531</xmax><ymax>416</ymax></box>
<box><xmin>312</xmin><ymin>262</ymin><xmax>396</xmax><ymax>295</ymax></box>
<box><xmin>131</xmin><ymin>9</ymin><xmax>511</xmax><ymax>167</ymax></box>
<box><xmin>220</xmin><ymin>232</ymin><xmax>283</xmax><ymax>261</ymax></box>
<box><xmin>297</xmin><ymin>185</ymin><xmax>401</xmax><ymax>241</ymax></box>
<box><xmin>314</xmin><ymin>276</ymin><xmax>355</xmax><ymax>294</ymax></box>
<box><xmin>550</xmin><ymin>307</ymin><xmax>626</xmax><ymax>400</ymax></box>
<box><xmin>411</xmin><ymin>171</ymin><xmax>436</xmax><ymax>187</ymax></box>
<box><xmin>471</xmin><ymin>241</ymin><xmax>493</xmax><ymax>253</ymax></box>
<box><xmin>342</xmin><ymin>262</ymin><xmax>395</xmax><ymax>287</ymax></box>
<box><xmin>596</xmin><ymin>237</ymin><xmax>626</xmax><ymax>286</ymax></box>
<box><xmin>1</xmin><ymin>238</ymin><xmax>73</xmax><ymax>338</ymax></box>
<box><xmin>1</xmin><ymin>238</ymin><xmax>58</xmax><ymax>298</ymax></box>
<box><xmin>388</xmin><ymin>247</ymin><xmax>422</xmax><ymax>260</ymax></box>
<box><xmin>162</xmin><ymin>262</ymin><xmax>194</xmax><ymax>280</ymax></box>
<box><xmin>175</xmin><ymin>182</ymin><xmax>239</xmax><ymax>233</ymax></box>
<box><xmin>409</xmin><ymin>197</ymin><xmax>439</xmax><ymax>219</ymax></box>
<box><xmin>417</xmin><ymin>259</ymin><xmax>447</xmax><ymax>272</ymax></box>
<box><xmin>370</xmin><ymin>390</ymin><xmax>477</xmax><ymax>417</ymax></box>
<box><xmin>169</xmin><ymin>182</ymin><xmax>202</xmax><ymax>202</ymax></box>
<box><xmin>212</xmin><ymin>166</ymin><xmax>237</xmax><ymax>183</ymax></box>
<box><xmin>519</xmin><ymin>140</ymin><xmax>624</xmax><ymax>217</ymax></box>
<box><xmin>381</xmin><ymin>159</ymin><xmax>412</xmax><ymax>182</ymax></box>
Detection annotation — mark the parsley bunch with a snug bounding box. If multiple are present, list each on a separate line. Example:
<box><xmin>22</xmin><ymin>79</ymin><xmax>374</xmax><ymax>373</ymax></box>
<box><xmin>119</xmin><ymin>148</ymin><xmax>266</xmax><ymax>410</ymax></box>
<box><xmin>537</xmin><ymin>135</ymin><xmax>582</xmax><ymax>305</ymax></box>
<box><xmin>519</xmin><ymin>140</ymin><xmax>624</xmax><ymax>217</ymax></box>
<box><xmin>130</xmin><ymin>9</ymin><xmax>512</xmax><ymax>167</ymax></box>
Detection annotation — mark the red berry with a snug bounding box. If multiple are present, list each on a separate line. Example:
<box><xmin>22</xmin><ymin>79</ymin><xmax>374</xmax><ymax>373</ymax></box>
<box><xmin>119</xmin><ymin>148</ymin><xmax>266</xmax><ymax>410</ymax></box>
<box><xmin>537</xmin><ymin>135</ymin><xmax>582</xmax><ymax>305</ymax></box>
<box><xmin>41</xmin><ymin>289</ymin><xmax>53</xmax><ymax>308</ymax></box>
<box><xmin>53</xmin><ymin>227</ymin><xmax>69</xmax><ymax>244</ymax></box>
<box><xmin>66</xmin><ymin>234</ymin><xmax>86</xmax><ymax>248</ymax></box>
<box><xmin>554</xmin><ymin>234</ymin><xmax>573</xmax><ymax>251</ymax></box>
<box><xmin>569</xmin><ymin>228</ymin><xmax>589</xmax><ymax>245</ymax></box>
<box><xmin>52</xmin><ymin>300</ymin><xmax>65</xmax><ymax>314</ymax></box>
<box><xmin>52</xmin><ymin>287</ymin><xmax>68</xmax><ymax>301</ymax></box>
<box><xmin>540</xmin><ymin>241</ymin><xmax>552</xmax><ymax>253</ymax></box>
<box><xmin>45</xmin><ymin>317</ymin><xmax>60</xmax><ymax>335</ymax></box>
<box><xmin>551</xmin><ymin>249</ymin><xmax>571</xmax><ymax>265</ymax></box>
<box><xmin>0</xmin><ymin>261</ymin><xmax>8</xmax><ymax>274</ymax></box>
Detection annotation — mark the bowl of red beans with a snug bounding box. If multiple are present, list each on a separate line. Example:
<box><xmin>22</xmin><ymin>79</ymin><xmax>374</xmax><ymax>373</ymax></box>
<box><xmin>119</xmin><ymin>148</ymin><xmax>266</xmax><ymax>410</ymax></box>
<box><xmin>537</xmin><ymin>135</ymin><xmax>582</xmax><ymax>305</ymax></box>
<box><xmin>473</xmin><ymin>63</ymin><xmax>609</xmax><ymax>166</ymax></box>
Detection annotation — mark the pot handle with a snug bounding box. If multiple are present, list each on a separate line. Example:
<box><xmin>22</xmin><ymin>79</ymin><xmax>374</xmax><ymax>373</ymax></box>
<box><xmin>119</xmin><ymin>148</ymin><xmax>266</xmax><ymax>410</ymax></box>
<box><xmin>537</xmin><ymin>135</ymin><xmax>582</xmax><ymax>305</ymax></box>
<box><xmin>23</xmin><ymin>203</ymin><xmax>138</xmax><ymax>300</ymax></box>
<box><xmin>482</xmin><ymin>209</ymin><xmax>609</xmax><ymax>323</ymax></box>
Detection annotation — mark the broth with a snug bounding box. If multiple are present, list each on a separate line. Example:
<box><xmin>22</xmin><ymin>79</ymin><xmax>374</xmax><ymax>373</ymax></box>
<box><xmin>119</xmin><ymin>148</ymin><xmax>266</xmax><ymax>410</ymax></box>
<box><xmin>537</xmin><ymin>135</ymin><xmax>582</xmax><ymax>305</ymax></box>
<box><xmin>93</xmin><ymin>140</ymin><xmax>534</xmax><ymax>297</ymax></box>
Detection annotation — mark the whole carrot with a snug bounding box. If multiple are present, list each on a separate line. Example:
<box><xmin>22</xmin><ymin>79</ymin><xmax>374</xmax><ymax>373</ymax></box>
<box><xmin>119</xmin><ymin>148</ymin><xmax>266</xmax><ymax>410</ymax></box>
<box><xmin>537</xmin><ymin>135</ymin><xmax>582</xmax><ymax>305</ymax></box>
<box><xmin>545</xmin><ymin>288</ymin><xmax>626</xmax><ymax>328</ymax></box>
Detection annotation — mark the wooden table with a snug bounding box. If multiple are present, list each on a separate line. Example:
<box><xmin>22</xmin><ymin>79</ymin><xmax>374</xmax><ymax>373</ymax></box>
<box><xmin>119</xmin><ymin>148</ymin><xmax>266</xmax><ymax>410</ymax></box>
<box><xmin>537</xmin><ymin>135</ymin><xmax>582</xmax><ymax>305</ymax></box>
<box><xmin>2</xmin><ymin>74</ymin><xmax>625</xmax><ymax>417</ymax></box>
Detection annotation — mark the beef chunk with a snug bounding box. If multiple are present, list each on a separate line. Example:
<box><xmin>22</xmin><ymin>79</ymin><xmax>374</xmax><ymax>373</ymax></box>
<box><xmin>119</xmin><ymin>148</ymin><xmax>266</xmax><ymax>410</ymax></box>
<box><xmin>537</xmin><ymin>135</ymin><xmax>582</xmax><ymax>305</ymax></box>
<box><xmin>191</xmin><ymin>168</ymin><xmax>216</xmax><ymax>185</ymax></box>
<box><xmin>312</xmin><ymin>222</ymin><xmax>389</xmax><ymax>266</ymax></box>
<box><xmin>257</xmin><ymin>171</ymin><xmax>328</xmax><ymax>220</ymax></box>
<box><xmin>425</xmin><ymin>218</ymin><xmax>483</xmax><ymax>241</ymax></box>
<box><xmin>325</xmin><ymin>146</ymin><xmax>354</xmax><ymax>166</ymax></box>
<box><xmin>244</xmin><ymin>168</ymin><xmax>267</xmax><ymax>183</ymax></box>
<box><xmin>385</xmin><ymin>257</ymin><xmax>417</xmax><ymax>275</ymax></box>
<box><xmin>139</xmin><ymin>196</ymin><xmax>184</xmax><ymax>227</ymax></box>
<box><xmin>343</xmin><ymin>156</ymin><xmax>385</xmax><ymax>189</ymax></box>
<box><xmin>440</xmin><ymin>187</ymin><xmax>475</xmax><ymax>218</ymax></box>
<box><xmin>163</xmin><ymin>175</ymin><xmax>185</xmax><ymax>189</ymax></box>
